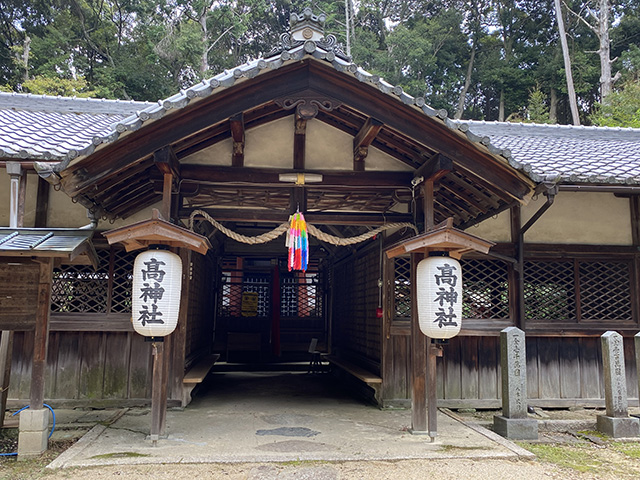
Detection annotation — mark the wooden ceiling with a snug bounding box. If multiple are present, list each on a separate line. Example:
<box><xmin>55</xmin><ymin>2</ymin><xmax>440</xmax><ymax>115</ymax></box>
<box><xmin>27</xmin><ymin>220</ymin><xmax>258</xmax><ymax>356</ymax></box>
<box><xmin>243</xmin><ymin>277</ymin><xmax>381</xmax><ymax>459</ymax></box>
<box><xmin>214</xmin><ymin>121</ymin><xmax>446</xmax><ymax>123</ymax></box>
<box><xmin>57</xmin><ymin>59</ymin><xmax>535</xmax><ymax>232</ymax></box>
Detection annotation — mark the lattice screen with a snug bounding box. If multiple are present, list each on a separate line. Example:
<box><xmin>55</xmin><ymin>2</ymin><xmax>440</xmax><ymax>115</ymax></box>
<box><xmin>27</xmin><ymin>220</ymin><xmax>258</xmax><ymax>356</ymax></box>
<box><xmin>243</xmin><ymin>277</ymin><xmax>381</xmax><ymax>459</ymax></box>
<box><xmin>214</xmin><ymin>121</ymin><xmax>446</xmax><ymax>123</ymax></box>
<box><xmin>51</xmin><ymin>247</ymin><xmax>135</xmax><ymax>313</ymax></box>
<box><xmin>393</xmin><ymin>257</ymin><xmax>411</xmax><ymax>319</ymax></box>
<box><xmin>393</xmin><ymin>257</ymin><xmax>511</xmax><ymax>320</ymax></box>
<box><xmin>579</xmin><ymin>260</ymin><xmax>632</xmax><ymax>321</ymax></box>
<box><xmin>524</xmin><ymin>260</ymin><xmax>576</xmax><ymax>321</ymax></box>
<box><xmin>218</xmin><ymin>269</ymin><xmax>323</xmax><ymax>318</ymax></box>
<box><xmin>462</xmin><ymin>259</ymin><xmax>510</xmax><ymax>319</ymax></box>
<box><xmin>281</xmin><ymin>273</ymin><xmax>323</xmax><ymax>317</ymax></box>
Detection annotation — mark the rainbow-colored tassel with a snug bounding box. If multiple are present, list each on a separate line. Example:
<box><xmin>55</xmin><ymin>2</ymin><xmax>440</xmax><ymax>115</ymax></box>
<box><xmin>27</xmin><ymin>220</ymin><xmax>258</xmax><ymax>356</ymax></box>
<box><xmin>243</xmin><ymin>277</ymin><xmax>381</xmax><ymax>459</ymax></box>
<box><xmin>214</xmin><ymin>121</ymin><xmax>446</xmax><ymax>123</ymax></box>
<box><xmin>286</xmin><ymin>212</ymin><xmax>308</xmax><ymax>271</ymax></box>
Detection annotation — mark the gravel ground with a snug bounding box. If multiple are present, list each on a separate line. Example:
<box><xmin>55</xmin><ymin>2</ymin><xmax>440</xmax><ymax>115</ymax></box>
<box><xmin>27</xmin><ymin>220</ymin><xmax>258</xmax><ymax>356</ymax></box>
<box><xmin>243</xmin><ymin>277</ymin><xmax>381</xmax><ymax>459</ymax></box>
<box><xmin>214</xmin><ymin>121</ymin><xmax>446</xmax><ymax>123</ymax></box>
<box><xmin>0</xmin><ymin>458</ymin><xmax>586</xmax><ymax>480</ymax></box>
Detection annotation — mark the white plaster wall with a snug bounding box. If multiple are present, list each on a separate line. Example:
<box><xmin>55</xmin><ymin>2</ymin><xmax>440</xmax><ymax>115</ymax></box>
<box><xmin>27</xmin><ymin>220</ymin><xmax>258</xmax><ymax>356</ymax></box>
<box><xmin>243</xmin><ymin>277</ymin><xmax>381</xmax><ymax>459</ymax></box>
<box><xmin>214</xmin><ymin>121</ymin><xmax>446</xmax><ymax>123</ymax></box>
<box><xmin>468</xmin><ymin>192</ymin><xmax>632</xmax><ymax>245</ymax></box>
<box><xmin>244</xmin><ymin>116</ymin><xmax>294</xmax><ymax>168</ymax></box>
<box><xmin>182</xmin><ymin>138</ymin><xmax>233</xmax><ymax>165</ymax></box>
<box><xmin>47</xmin><ymin>187</ymin><xmax>90</xmax><ymax>227</ymax></box>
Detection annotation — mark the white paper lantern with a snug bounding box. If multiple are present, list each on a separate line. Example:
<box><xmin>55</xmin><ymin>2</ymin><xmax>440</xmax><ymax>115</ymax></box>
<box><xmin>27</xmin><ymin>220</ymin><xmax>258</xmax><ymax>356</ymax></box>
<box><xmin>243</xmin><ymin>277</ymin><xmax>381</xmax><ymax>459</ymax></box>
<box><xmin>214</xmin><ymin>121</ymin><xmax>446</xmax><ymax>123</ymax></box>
<box><xmin>416</xmin><ymin>256</ymin><xmax>462</xmax><ymax>339</ymax></box>
<box><xmin>131</xmin><ymin>250</ymin><xmax>182</xmax><ymax>337</ymax></box>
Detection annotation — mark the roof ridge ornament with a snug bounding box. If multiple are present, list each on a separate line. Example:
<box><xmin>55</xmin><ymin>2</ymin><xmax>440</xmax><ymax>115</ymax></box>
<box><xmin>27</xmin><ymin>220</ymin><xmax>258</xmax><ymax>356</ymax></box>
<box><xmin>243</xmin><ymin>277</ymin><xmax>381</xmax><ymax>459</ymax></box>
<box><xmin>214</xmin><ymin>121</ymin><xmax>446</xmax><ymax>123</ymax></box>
<box><xmin>267</xmin><ymin>8</ymin><xmax>350</xmax><ymax>62</ymax></box>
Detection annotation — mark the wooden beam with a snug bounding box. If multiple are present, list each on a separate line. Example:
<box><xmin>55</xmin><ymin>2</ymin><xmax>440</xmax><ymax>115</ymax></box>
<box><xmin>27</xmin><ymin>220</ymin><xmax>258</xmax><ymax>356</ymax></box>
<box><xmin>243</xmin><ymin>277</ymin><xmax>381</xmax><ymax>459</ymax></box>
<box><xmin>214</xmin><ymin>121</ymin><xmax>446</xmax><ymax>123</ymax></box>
<box><xmin>34</xmin><ymin>176</ymin><xmax>50</xmax><ymax>228</ymax></box>
<box><xmin>229</xmin><ymin>113</ymin><xmax>245</xmax><ymax>167</ymax></box>
<box><xmin>414</xmin><ymin>153</ymin><xmax>453</xmax><ymax>184</ymax></box>
<box><xmin>180</xmin><ymin>208</ymin><xmax>413</xmax><ymax>225</ymax></box>
<box><xmin>631</xmin><ymin>196</ymin><xmax>640</xmax><ymax>246</ymax></box>
<box><xmin>353</xmin><ymin>117</ymin><xmax>383</xmax><ymax>171</ymax></box>
<box><xmin>179</xmin><ymin>165</ymin><xmax>412</xmax><ymax>188</ymax></box>
<box><xmin>294</xmin><ymin>113</ymin><xmax>306</xmax><ymax>170</ymax></box>
<box><xmin>289</xmin><ymin>187</ymin><xmax>306</xmax><ymax>213</ymax></box>
<box><xmin>30</xmin><ymin>258</ymin><xmax>53</xmax><ymax>410</ymax></box>
<box><xmin>153</xmin><ymin>146</ymin><xmax>180</xmax><ymax>178</ymax></box>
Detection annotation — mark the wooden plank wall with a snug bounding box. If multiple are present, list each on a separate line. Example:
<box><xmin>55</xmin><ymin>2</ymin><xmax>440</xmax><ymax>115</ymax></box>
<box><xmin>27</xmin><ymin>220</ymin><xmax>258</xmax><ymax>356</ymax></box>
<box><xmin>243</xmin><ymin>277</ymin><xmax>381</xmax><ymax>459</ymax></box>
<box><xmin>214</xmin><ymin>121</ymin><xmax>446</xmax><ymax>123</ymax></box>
<box><xmin>185</xmin><ymin>253</ymin><xmax>214</xmax><ymax>364</ymax></box>
<box><xmin>381</xmin><ymin>335</ymin><xmax>638</xmax><ymax>409</ymax></box>
<box><xmin>9</xmin><ymin>331</ymin><xmax>152</xmax><ymax>404</ymax></box>
<box><xmin>332</xmin><ymin>247</ymin><xmax>382</xmax><ymax>372</ymax></box>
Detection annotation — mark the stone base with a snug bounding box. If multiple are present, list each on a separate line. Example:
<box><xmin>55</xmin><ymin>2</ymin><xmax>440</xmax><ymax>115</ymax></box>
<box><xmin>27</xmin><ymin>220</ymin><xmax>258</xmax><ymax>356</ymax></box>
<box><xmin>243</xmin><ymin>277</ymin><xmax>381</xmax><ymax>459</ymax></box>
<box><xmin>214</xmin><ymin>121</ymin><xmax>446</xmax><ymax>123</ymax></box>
<box><xmin>493</xmin><ymin>415</ymin><xmax>538</xmax><ymax>440</ymax></box>
<box><xmin>17</xmin><ymin>409</ymin><xmax>49</xmax><ymax>459</ymax></box>
<box><xmin>596</xmin><ymin>415</ymin><xmax>640</xmax><ymax>438</ymax></box>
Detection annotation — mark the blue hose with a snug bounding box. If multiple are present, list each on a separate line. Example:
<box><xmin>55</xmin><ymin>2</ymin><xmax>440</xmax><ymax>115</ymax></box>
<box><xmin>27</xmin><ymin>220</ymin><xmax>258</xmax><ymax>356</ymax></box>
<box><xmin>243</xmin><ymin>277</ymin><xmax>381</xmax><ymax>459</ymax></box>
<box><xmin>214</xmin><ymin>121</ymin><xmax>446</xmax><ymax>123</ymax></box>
<box><xmin>0</xmin><ymin>404</ymin><xmax>56</xmax><ymax>457</ymax></box>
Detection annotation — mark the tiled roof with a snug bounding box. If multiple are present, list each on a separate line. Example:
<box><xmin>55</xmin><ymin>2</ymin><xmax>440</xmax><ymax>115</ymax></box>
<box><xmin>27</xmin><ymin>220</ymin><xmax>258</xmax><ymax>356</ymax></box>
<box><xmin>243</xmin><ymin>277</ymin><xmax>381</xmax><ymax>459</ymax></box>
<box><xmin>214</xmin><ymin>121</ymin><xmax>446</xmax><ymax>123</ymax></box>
<box><xmin>1</xmin><ymin>40</ymin><xmax>640</xmax><ymax>185</ymax></box>
<box><xmin>456</xmin><ymin>121</ymin><xmax>640</xmax><ymax>184</ymax></box>
<box><xmin>0</xmin><ymin>92</ymin><xmax>151</xmax><ymax>160</ymax></box>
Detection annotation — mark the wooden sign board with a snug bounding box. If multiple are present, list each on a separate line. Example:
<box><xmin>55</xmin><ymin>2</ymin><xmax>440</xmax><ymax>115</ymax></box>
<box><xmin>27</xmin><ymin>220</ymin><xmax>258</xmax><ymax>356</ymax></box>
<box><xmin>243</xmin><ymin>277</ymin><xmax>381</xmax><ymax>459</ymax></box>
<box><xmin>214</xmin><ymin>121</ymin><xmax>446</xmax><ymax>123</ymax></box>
<box><xmin>0</xmin><ymin>262</ymin><xmax>39</xmax><ymax>330</ymax></box>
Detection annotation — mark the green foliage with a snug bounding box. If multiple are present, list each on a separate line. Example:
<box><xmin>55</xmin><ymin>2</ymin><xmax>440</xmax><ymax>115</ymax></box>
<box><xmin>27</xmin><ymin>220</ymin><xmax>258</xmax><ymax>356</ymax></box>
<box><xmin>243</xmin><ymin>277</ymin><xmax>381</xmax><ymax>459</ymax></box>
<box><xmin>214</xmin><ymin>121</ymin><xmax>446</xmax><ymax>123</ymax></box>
<box><xmin>590</xmin><ymin>81</ymin><xmax>640</xmax><ymax>127</ymax></box>
<box><xmin>22</xmin><ymin>75</ymin><xmax>97</xmax><ymax>97</ymax></box>
<box><xmin>525</xmin><ymin>86</ymin><xmax>551</xmax><ymax>123</ymax></box>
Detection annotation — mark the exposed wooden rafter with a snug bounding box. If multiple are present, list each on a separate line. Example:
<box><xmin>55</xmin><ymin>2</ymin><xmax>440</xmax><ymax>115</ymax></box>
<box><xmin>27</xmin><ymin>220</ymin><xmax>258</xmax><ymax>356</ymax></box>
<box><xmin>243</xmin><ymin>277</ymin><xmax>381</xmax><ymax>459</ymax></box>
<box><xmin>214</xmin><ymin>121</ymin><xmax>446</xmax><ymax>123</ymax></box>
<box><xmin>353</xmin><ymin>117</ymin><xmax>383</xmax><ymax>171</ymax></box>
<box><xmin>229</xmin><ymin>113</ymin><xmax>245</xmax><ymax>167</ymax></box>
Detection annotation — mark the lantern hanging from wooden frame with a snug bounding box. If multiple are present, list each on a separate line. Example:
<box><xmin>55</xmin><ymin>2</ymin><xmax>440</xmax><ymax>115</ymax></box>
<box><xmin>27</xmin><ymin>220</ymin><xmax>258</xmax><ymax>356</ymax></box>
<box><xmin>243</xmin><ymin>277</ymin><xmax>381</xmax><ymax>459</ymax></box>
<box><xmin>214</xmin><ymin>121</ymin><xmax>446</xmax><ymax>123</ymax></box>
<box><xmin>131</xmin><ymin>249</ymin><xmax>182</xmax><ymax>337</ymax></box>
<box><xmin>416</xmin><ymin>255</ymin><xmax>462</xmax><ymax>339</ymax></box>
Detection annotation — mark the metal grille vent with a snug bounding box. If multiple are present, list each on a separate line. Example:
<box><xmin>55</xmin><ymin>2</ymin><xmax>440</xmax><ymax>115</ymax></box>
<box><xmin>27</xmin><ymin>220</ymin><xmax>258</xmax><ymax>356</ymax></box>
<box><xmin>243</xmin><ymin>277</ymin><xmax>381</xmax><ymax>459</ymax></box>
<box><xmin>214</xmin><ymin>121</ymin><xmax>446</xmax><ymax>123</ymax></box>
<box><xmin>462</xmin><ymin>259</ymin><xmax>510</xmax><ymax>319</ymax></box>
<box><xmin>524</xmin><ymin>260</ymin><xmax>576</xmax><ymax>321</ymax></box>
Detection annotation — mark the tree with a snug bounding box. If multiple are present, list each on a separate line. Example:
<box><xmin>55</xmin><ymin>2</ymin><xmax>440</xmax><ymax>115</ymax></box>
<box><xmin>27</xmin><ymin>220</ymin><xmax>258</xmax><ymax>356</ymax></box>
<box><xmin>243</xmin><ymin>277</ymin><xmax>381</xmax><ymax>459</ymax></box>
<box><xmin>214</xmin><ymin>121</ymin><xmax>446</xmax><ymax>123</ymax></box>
<box><xmin>590</xmin><ymin>80</ymin><xmax>640</xmax><ymax>126</ymax></box>
<box><xmin>554</xmin><ymin>0</ymin><xmax>581</xmax><ymax>124</ymax></box>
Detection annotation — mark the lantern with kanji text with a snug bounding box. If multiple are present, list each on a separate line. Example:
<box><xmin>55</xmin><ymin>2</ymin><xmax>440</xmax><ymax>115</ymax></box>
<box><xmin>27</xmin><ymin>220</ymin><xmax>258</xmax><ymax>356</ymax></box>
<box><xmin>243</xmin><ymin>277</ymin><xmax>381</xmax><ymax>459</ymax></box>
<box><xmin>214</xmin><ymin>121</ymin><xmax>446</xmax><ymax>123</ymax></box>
<box><xmin>416</xmin><ymin>255</ymin><xmax>462</xmax><ymax>339</ymax></box>
<box><xmin>131</xmin><ymin>249</ymin><xmax>182</xmax><ymax>337</ymax></box>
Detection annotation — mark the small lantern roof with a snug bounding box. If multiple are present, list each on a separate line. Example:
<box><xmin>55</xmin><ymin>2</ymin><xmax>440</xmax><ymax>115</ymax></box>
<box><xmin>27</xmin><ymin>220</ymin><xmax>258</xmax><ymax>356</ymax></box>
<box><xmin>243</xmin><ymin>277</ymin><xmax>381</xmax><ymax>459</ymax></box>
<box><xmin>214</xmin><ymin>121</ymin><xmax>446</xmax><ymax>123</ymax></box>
<box><xmin>385</xmin><ymin>218</ymin><xmax>495</xmax><ymax>260</ymax></box>
<box><xmin>103</xmin><ymin>209</ymin><xmax>211</xmax><ymax>254</ymax></box>
<box><xmin>0</xmin><ymin>228</ymin><xmax>99</xmax><ymax>268</ymax></box>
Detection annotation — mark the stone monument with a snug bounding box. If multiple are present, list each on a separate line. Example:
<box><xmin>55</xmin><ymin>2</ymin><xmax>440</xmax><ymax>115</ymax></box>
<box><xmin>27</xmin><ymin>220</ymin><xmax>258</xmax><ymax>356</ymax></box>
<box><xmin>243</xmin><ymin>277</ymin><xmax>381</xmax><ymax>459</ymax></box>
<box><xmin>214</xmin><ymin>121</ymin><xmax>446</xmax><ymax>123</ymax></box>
<box><xmin>596</xmin><ymin>331</ymin><xmax>639</xmax><ymax>437</ymax></box>
<box><xmin>493</xmin><ymin>327</ymin><xmax>538</xmax><ymax>440</ymax></box>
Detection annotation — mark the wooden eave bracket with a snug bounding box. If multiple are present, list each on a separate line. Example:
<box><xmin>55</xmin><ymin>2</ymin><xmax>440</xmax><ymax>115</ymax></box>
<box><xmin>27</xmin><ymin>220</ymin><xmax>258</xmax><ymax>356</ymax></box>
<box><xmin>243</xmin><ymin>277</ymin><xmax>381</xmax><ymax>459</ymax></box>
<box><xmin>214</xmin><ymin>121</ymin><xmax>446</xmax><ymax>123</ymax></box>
<box><xmin>353</xmin><ymin>117</ymin><xmax>383</xmax><ymax>171</ymax></box>
<box><xmin>230</xmin><ymin>113</ymin><xmax>245</xmax><ymax>167</ymax></box>
<box><xmin>385</xmin><ymin>218</ymin><xmax>495</xmax><ymax>260</ymax></box>
<box><xmin>413</xmin><ymin>153</ymin><xmax>453</xmax><ymax>184</ymax></box>
<box><xmin>153</xmin><ymin>146</ymin><xmax>181</xmax><ymax>179</ymax></box>
<box><xmin>103</xmin><ymin>209</ymin><xmax>211</xmax><ymax>255</ymax></box>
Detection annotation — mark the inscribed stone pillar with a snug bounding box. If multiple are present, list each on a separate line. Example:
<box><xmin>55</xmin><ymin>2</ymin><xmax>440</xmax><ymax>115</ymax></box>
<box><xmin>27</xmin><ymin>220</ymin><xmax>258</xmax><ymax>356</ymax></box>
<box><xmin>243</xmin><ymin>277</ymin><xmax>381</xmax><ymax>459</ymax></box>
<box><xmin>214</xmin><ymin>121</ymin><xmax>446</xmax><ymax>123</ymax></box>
<box><xmin>596</xmin><ymin>331</ymin><xmax>639</xmax><ymax>437</ymax></box>
<box><xmin>493</xmin><ymin>327</ymin><xmax>537</xmax><ymax>439</ymax></box>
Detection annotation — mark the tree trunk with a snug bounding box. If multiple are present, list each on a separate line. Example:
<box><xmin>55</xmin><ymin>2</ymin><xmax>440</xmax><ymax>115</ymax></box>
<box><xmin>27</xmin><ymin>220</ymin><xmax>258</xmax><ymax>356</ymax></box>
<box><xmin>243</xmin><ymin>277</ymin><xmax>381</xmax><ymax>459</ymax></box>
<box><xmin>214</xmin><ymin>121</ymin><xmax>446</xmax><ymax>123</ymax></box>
<box><xmin>200</xmin><ymin>15</ymin><xmax>209</xmax><ymax>76</ymax></box>
<box><xmin>554</xmin><ymin>0</ymin><xmax>580</xmax><ymax>125</ymax></box>
<box><xmin>22</xmin><ymin>36</ymin><xmax>31</xmax><ymax>82</ymax></box>
<box><xmin>455</xmin><ymin>40</ymin><xmax>476</xmax><ymax>120</ymax></box>
<box><xmin>549</xmin><ymin>87</ymin><xmax>558</xmax><ymax>123</ymax></box>
<box><xmin>598</xmin><ymin>0</ymin><xmax>613</xmax><ymax>101</ymax></box>
<box><xmin>499</xmin><ymin>89</ymin><xmax>505</xmax><ymax>122</ymax></box>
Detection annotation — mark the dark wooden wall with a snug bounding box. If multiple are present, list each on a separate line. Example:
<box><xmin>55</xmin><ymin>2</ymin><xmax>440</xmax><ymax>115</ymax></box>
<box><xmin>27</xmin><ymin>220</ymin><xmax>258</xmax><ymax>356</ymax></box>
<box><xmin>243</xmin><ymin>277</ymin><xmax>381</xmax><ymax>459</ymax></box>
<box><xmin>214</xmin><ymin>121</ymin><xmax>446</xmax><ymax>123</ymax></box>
<box><xmin>381</xmin><ymin>334</ymin><xmax>639</xmax><ymax>409</ymax></box>
<box><xmin>185</xmin><ymin>253</ymin><xmax>214</xmax><ymax>364</ymax></box>
<box><xmin>9</xmin><ymin>331</ymin><xmax>152</xmax><ymax>405</ymax></box>
<box><xmin>332</xmin><ymin>245</ymin><xmax>382</xmax><ymax>373</ymax></box>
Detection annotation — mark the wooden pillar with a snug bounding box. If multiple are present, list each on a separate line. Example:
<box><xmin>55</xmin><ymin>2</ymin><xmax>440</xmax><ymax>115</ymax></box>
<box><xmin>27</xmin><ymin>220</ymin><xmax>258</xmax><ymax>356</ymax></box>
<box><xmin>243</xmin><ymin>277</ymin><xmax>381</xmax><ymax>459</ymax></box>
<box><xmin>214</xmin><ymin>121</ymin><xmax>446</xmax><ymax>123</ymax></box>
<box><xmin>150</xmin><ymin>341</ymin><xmax>168</xmax><ymax>445</ymax></box>
<box><xmin>510</xmin><ymin>206</ymin><xmax>525</xmax><ymax>330</ymax></box>
<box><xmin>0</xmin><ymin>331</ymin><xmax>13</xmax><ymax>428</ymax></box>
<box><xmin>30</xmin><ymin>258</ymin><xmax>53</xmax><ymax>410</ymax></box>
<box><xmin>171</xmin><ymin>249</ymin><xmax>191</xmax><ymax>404</ymax></box>
<box><xmin>162</xmin><ymin>173</ymin><xmax>173</xmax><ymax>221</ymax></box>
<box><xmin>410</xmin><ymin>251</ymin><xmax>427</xmax><ymax>433</ymax></box>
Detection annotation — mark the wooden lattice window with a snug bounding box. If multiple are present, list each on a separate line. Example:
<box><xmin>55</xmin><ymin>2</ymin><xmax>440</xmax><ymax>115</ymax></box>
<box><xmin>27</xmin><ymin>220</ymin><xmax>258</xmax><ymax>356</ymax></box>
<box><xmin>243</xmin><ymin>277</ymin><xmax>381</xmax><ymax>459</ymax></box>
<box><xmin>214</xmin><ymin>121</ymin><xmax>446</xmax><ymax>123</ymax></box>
<box><xmin>462</xmin><ymin>259</ymin><xmax>510</xmax><ymax>320</ymax></box>
<box><xmin>51</xmin><ymin>247</ymin><xmax>135</xmax><ymax>314</ymax></box>
<box><xmin>393</xmin><ymin>257</ymin><xmax>411</xmax><ymax>320</ymax></box>
<box><xmin>579</xmin><ymin>261</ymin><xmax>632</xmax><ymax>321</ymax></box>
<box><xmin>393</xmin><ymin>257</ymin><xmax>511</xmax><ymax>321</ymax></box>
<box><xmin>524</xmin><ymin>259</ymin><xmax>633</xmax><ymax>323</ymax></box>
